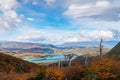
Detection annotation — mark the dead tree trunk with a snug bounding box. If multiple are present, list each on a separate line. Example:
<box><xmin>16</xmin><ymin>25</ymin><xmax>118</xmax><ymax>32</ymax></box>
<box><xmin>63</xmin><ymin>54</ymin><xmax>68</xmax><ymax>67</ymax></box>
<box><xmin>100</xmin><ymin>39</ymin><xmax>103</xmax><ymax>59</ymax></box>
<box><xmin>68</xmin><ymin>54</ymin><xmax>74</xmax><ymax>67</ymax></box>
<box><xmin>85</xmin><ymin>55</ymin><xmax>88</xmax><ymax>66</ymax></box>
<box><xmin>58</xmin><ymin>60</ymin><xmax>61</xmax><ymax>67</ymax></box>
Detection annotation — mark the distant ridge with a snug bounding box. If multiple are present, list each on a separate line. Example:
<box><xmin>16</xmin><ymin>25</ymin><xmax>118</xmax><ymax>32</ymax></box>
<box><xmin>0</xmin><ymin>41</ymin><xmax>56</xmax><ymax>53</ymax></box>
<box><xmin>0</xmin><ymin>41</ymin><xmax>56</xmax><ymax>49</ymax></box>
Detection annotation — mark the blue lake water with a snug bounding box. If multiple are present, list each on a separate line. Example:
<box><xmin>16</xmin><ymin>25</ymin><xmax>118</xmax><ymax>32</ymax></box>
<box><xmin>23</xmin><ymin>54</ymin><xmax>77</xmax><ymax>63</ymax></box>
<box><xmin>23</xmin><ymin>54</ymin><xmax>65</xmax><ymax>63</ymax></box>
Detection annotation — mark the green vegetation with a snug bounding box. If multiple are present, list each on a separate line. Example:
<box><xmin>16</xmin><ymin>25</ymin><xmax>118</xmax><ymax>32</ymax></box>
<box><xmin>35</xmin><ymin>71</ymin><xmax>45</xmax><ymax>80</ymax></box>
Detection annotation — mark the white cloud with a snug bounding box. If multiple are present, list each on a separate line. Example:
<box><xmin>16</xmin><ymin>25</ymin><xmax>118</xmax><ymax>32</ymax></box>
<box><xmin>44</xmin><ymin>0</ymin><xmax>56</xmax><ymax>6</ymax></box>
<box><xmin>73</xmin><ymin>18</ymin><xmax>120</xmax><ymax>31</ymax></box>
<box><xmin>27</xmin><ymin>18</ymin><xmax>35</xmax><ymax>21</ymax></box>
<box><xmin>0</xmin><ymin>0</ymin><xmax>19</xmax><ymax>11</ymax></box>
<box><xmin>96</xmin><ymin>1</ymin><xmax>110</xmax><ymax>7</ymax></box>
<box><xmin>15</xmin><ymin>28</ymin><xmax>69</xmax><ymax>44</ymax></box>
<box><xmin>66</xmin><ymin>37</ymin><xmax>79</xmax><ymax>42</ymax></box>
<box><xmin>32</xmin><ymin>0</ymin><xmax>39</xmax><ymax>5</ymax></box>
<box><xmin>23</xmin><ymin>0</ymin><xmax>40</xmax><ymax>6</ymax></box>
<box><xmin>14</xmin><ymin>28</ymin><xmax>115</xmax><ymax>44</ymax></box>
<box><xmin>63</xmin><ymin>0</ymin><xmax>116</xmax><ymax>20</ymax></box>
<box><xmin>87</xmin><ymin>30</ymin><xmax>114</xmax><ymax>40</ymax></box>
<box><xmin>63</xmin><ymin>0</ymin><xmax>120</xmax><ymax>39</ymax></box>
<box><xmin>63</xmin><ymin>0</ymin><xmax>120</xmax><ymax>23</ymax></box>
<box><xmin>0</xmin><ymin>0</ymin><xmax>24</xmax><ymax>29</ymax></box>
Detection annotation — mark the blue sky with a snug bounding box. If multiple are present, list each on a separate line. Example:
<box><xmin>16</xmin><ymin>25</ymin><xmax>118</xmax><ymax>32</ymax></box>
<box><xmin>0</xmin><ymin>0</ymin><xmax>120</xmax><ymax>44</ymax></box>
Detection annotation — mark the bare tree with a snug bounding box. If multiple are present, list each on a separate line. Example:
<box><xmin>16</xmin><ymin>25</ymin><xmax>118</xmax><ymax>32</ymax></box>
<box><xmin>64</xmin><ymin>54</ymin><xmax>68</xmax><ymax>63</ymax></box>
<box><xmin>58</xmin><ymin>60</ymin><xmax>61</xmax><ymax>67</ymax></box>
<box><xmin>85</xmin><ymin>55</ymin><xmax>88</xmax><ymax>66</ymax></box>
<box><xmin>63</xmin><ymin>53</ymin><xmax>74</xmax><ymax>67</ymax></box>
<box><xmin>68</xmin><ymin>54</ymin><xmax>74</xmax><ymax>67</ymax></box>
<box><xmin>100</xmin><ymin>39</ymin><xmax>103</xmax><ymax>59</ymax></box>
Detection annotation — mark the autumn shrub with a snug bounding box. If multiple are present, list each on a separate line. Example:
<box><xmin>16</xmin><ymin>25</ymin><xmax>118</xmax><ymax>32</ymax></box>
<box><xmin>14</xmin><ymin>73</ymin><xmax>34</xmax><ymax>80</ymax></box>
<box><xmin>112</xmin><ymin>63</ymin><xmax>120</xmax><ymax>77</ymax></box>
<box><xmin>88</xmin><ymin>57</ymin><xmax>117</xmax><ymax>80</ymax></box>
<box><xmin>46</xmin><ymin>67</ymin><xmax>64</xmax><ymax>80</ymax></box>
<box><xmin>64</xmin><ymin>64</ymin><xmax>86</xmax><ymax>80</ymax></box>
<box><xmin>14</xmin><ymin>77</ymin><xmax>26</xmax><ymax>80</ymax></box>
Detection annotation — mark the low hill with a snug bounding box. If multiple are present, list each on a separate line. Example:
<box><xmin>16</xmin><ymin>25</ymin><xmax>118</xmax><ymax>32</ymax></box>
<box><xmin>0</xmin><ymin>52</ymin><xmax>41</xmax><ymax>74</ymax></box>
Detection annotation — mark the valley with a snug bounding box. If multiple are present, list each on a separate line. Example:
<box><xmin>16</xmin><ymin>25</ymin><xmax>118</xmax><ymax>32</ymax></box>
<box><xmin>0</xmin><ymin>41</ymin><xmax>112</xmax><ymax>64</ymax></box>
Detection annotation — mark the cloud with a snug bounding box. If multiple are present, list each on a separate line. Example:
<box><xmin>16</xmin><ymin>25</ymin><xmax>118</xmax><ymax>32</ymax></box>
<box><xmin>32</xmin><ymin>0</ymin><xmax>39</xmax><ymax>5</ymax></box>
<box><xmin>44</xmin><ymin>0</ymin><xmax>56</xmax><ymax>6</ymax></box>
<box><xmin>63</xmin><ymin>0</ymin><xmax>120</xmax><ymax>21</ymax></box>
<box><xmin>0</xmin><ymin>0</ymin><xmax>19</xmax><ymax>11</ymax></box>
<box><xmin>15</xmin><ymin>28</ymin><xmax>69</xmax><ymax>44</ymax></box>
<box><xmin>111</xmin><ymin>30</ymin><xmax>120</xmax><ymax>40</ymax></box>
<box><xmin>0</xmin><ymin>0</ymin><xmax>24</xmax><ymax>29</ymax></box>
<box><xmin>0</xmin><ymin>0</ymin><xmax>119</xmax><ymax>44</ymax></box>
<box><xmin>25</xmin><ymin>0</ymin><xmax>56</xmax><ymax>6</ymax></box>
<box><xmin>66</xmin><ymin>30</ymin><xmax>114</xmax><ymax>42</ymax></box>
<box><xmin>66</xmin><ymin>37</ymin><xmax>79</xmax><ymax>42</ymax></box>
<box><xmin>27</xmin><ymin>18</ymin><xmax>35</xmax><ymax>21</ymax></box>
<box><xmin>72</xmin><ymin>18</ymin><xmax>120</xmax><ymax>31</ymax></box>
<box><xmin>15</xmin><ymin>28</ymin><xmax>115</xmax><ymax>44</ymax></box>
<box><xmin>87</xmin><ymin>30</ymin><xmax>114</xmax><ymax>39</ymax></box>
<box><xmin>62</xmin><ymin>0</ymin><xmax>120</xmax><ymax>38</ymax></box>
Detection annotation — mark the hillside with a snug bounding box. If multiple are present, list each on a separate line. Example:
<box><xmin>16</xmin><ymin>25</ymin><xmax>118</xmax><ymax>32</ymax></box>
<box><xmin>107</xmin><ymin>42</ymin><xmax>120</xmax><ymax>56</ymax></box>
<box><xmin>0</xmin><ymin>52</ymin><xmax>41</xmax><ymax>74</ymax></box>
<box><xmin>105</xmin><ymin>42</ymin><xmax>120</xmax><ymax>60</ymax></box>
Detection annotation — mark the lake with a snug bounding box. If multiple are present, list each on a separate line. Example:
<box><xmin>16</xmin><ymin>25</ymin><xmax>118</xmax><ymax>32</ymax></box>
<box><xmin>23</xmin><ymin>54</ymin><xmax>77</xmax><ymax>63</ymax></box>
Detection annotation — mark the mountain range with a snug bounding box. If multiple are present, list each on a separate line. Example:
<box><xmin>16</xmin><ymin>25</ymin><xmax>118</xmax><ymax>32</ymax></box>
<box><xmin>0</xmin><ymin>41</ymin><xmax>56</xmax><ymax>53</ymax></box>
<box><xmin>0</xmin><ymin>41</ymin><xmax>119</xmax><ymax>53</ymax></box>
<box><xmin>0</xmin><ymin>41</ymin><xmax>57</xmax><ymax>49</ymax></box>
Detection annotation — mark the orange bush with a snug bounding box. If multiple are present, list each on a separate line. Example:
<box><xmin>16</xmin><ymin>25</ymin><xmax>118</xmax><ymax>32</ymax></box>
<box><xmin>46</xmin><ymin>67</ymin><xmax>64</xmax><ymax>80</ymax></box>
<box><xmin>88</xmin><ymin>57</ymin><xmax>117</xmax><ymax>79</ymax></box>
<box><xmin>64</xmin><ymin>64</ymin><xmax>85</xmax><ymax>80</ymax></box>
<box><xmin>14</xmin><ymin>77</ymin><xmax>26</xmax><ymax>80</ymax></box>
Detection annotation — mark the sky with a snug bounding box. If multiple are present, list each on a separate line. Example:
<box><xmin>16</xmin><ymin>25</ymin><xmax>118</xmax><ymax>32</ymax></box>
<box><xmin>0</xmin><ymin>0</ymin><xmax>120</xmax><ymax>44</ymax></box>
